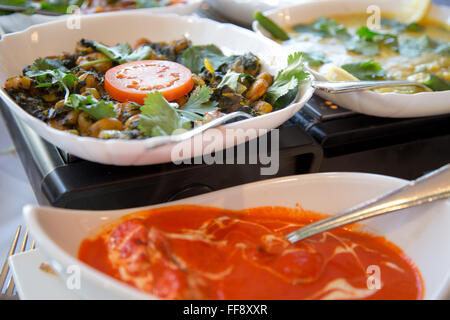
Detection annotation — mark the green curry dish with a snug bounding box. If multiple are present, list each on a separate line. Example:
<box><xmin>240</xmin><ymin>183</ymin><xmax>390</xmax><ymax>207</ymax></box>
<box><xmin>266</xmin><ymin>52</ymin><xmax>309</xmax><ymax>109</ymax></box>
<box><xmin>138</xmin><ymin>92</ymin><xmax>192</xmax><ymax>137</ymax></box>
<box><xmin>67</xmin><ymin>94</ymin><xmax>117</xmax><ymax>120</ymax></box>
<box><xmin>341</xmin><ymin>59</ymin><xmax>387</xmax><ymax>81</ymax></box>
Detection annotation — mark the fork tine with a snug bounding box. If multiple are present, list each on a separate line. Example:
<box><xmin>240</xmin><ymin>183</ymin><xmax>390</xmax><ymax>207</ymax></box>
<box><xmin>20</xmin><ymin>230</ymin><xmax>29</xmax><ymax>253</ymax></box>
<box><xmin>0</xmin><ymin>226</ymin><xmax>21</xmax><ymax>291</ymax></box>
<box><xmin>5</xmin><ymin>229</ymin><xmax>30</xmax><ymax>296</ymax></box>
<box><xmin>4</xmin><ymin>275</ymin><xmax>15</xmax><ymax>296</ymax></box>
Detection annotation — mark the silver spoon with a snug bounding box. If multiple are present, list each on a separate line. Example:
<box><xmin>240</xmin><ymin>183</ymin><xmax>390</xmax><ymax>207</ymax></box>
<box><xmin>313</xmin><ymin>80</ymin><xmax>432</xmax><ymax>93</ymax></box>
<box><xmin>286</xmin><ymin>164</ymin><xmax>450</xmax><ymax>243</ymax></box>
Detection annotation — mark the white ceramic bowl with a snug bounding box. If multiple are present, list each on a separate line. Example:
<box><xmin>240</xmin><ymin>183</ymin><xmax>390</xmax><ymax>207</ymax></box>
<box><xmin>23</xmin><ymin>172</ymin><xmax>450</xmax><ymax>300</ymax></box>
<box><xmin>253</xmin><ymin>0</ymin><xmax>450</xmax><ymax>118</ymax></box>
<box><xmin>0</xmin><ymin>0</ymin><xmax>203</xmax><ymax>33</ymax></box>
<box><xmin>0</xmin><ymin>12</ymin><xmax>314</xmax><ymax>166</ymax></box>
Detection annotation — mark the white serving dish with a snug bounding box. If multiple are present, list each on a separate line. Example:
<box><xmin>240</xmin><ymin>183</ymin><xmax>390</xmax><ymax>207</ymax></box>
<box><xmin>23</xmin><ymin>172</ymin><xmax>450</xmax><ymax>300</ymax></box>
<box><xmin>0</xmin><ymin>12</ymin><xmax>314</xmax><ymax>166</ymax></box>
<box><xmin>253</xmin><ymin>0</ymin><xmax>450</xmax><ymax>118</ymax></box>
<box><xmin>0</xmin><ymin>0</ymin><xmax>203</xmax><ymax>33</ymax></box>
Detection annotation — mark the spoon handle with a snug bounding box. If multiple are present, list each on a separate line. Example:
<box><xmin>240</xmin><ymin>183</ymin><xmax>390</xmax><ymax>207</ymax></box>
<box><xmin>312</xmin><ymin>80</ymin><xmax>431</xmax><ymax>93</ymax></box>
<box><xmin>286</xmin><ymin>164</ymin><xmax>450</xmax><ymax>243</ymax></box>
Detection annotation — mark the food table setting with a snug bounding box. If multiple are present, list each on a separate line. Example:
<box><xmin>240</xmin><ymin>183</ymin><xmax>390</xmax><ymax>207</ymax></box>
<box><xmin>0</xmin><ymin>0</ymin><xmax>449</xmax><ymax>302</ymax></box>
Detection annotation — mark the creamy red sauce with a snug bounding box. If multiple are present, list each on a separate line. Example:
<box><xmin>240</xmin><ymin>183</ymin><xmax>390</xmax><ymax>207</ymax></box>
<box><xmin>78</xmin><ymin>205</ymin><xmax>424</xmax><ymax>300</ymax></box>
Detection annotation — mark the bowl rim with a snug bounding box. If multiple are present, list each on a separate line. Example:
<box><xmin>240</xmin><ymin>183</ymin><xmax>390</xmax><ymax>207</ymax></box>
<box><xmin>23</xmin><ymin>171</ymin><xmax>450</xmax><ymax>300</ymax></box>
<box><xmin>0</xmin><ymin>11</ymin><xmax>314</xmax><ymax>147</ymax></box>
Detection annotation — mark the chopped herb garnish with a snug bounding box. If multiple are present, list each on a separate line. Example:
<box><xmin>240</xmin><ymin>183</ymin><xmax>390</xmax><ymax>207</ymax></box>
<box><xmin>300</xmin><ymin>51</ymin><xmax>330</xmax><ymax>67</ymax></box>
<box><xmin>26</xmin><ymin>58</ymin><xmax>78</xmax><ymax>102</ymax></box>
<box><xmin>381</xmin><ymin>19</ymin><xmax>425</xmax><ymax>33</ymax></box>
<box><xmin>180</xmin><ymin>85</ymin><xmax>218</xmax><ymax>116</ymax></box>
<box><xmin>180</xmin><ymin>45</ymin><xmax>233</xmax><ymax>74</ymax></box>
<box><xmin>341</xmin><ymin>59</ymin><xmax>387</xmax><ymax>81</ymax></box>
<box><xmin>80</xmin><ymin>39</ymin><xmax>153</xmax><ymax>65</ymax></box>
<box><xmin>293</xmin><ymin>17</ymin><xmax>350</xmax><ymax>40</ymax></box>
<box><xmin>138</xmin><ymin>92</ymin><xmax>192</xmax><ymax>137</ymax></box>
<box><xmin>266</xmin><ymin>52</ymin><xmax>309</xmax><ymax>110</ymax></box>
<box><xmin>67</xmin><ymin>94</ymin><xmax>116</xmax><ymax>120</ymax></box>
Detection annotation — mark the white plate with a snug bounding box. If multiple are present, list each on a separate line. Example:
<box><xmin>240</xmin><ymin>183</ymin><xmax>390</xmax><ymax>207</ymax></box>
<box><xmin>0</xmin><ymin>12</ymin><xmax>314</xmax><ymax>166</ymax></box>
<box><xmin>0</xmin><ymin>0</ymin><xmax>202</xmax><ymax>33</ymax></box>
<box><xmin>23</xmin><ymin>172</ymin><xmax>450</xmax><ymax>300</ymax></box>
<box><xmin>253</xmin><ymin>0</ymin><xmax>450</xmax><ymax>118</ymax></box>
<box><xmin>9</xmin><ymin>249</ymin><xmax>79</xmax><ymax>300</ymax></box>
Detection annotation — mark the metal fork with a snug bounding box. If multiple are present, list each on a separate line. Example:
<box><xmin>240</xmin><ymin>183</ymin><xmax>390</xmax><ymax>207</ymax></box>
<box><xmin>0</xmin><ymin>226</ymin><xmax>35</xmax><ymax>299</ymax></box>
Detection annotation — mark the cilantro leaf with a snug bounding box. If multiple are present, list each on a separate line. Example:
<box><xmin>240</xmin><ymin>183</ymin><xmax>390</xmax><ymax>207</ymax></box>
<box><xmin>344</xmin><ymin>27</ymin><xmax>398</xmax><ymax>56</ymax></box>
<box><xmin>356</xmin><ymin>26</ymin><xmax>397</xmax><ymax>44</ymax></box>
<box><xmin>398</xmin><ymin>35</ymin><xmax>437</xmax><ymax>57</ymax></box>
<box><xmin>381</xmin><ymin>19</ymin><xmax>424</xmax><ymax>33</ymax></box>
<box><xmin>180</xmin><ymin>45</ymin><xmax>232</xmax><ymax>74</ymax></box>
<box><xmin>423</xmin><ymin>74</ymin><xmax>450</xmax><ymax>91</ymax></box>
<box><xmin>28</xmin><ymin>58</ymin><xmax>67</xmax><ymax>73</ymax></box>
<box><xmin>139</xmin><ymin>92</ymin><xmax>192</xmax><ymax>137</ymax></box>
<box><xmin>266</xmin><ymin>52</ymin><xmax>309</xmax><ymax>109</ymax></box>
<box><xmin>293</xmin><ymin>17</ymin><xmax>350</xmax><ymax>40</ymax></box>
<box><xmin>67</xmin><ymin>94</ymin><xmax>116</xmax><ymax>120</ymax></box>
<box><xmin>136</xmin><ymin>0</ymin><xmax>171</xmax><ymax>8</ymax></box>
<box><xmin>120</xmin><ymin>45</ymin><xmax>153</xmax><ymax>64</ymax></box>
<box><xmin>300</xmin><ymin>51</ymin><xmax>330</xmax><ymax>67</ymax></box>
<box><xmin>217</xmin><ymin>70</ymin><xmax>252</xmax><ymax>94</ymax></box>
<box><xmin>344</xmin><ymin>37</ymin><xmax>380</xmax><ymax>56</ymax></box>
<box><xmin>341</xmin><ymin>59</ymin><xmax>387</xmax><ymax>81</ymax></box>
<box><xmin>398</xmin><ymin>35</ymin><xmax>450</xmax><ymax>58</ymax></box>
<box><xmin>180</xmin><ymin>86</ymin><xmax>218</xmax><ymax>115</ymax></box>
<box><xmin>433</xmin><ymin>43</ymin><xmax>450</xmax><ymax>56</ymax></box>
<box><xmin>25</xmin><ymin>59</ymin><xmax>78</xmax><ymax>102</ymax></box>
<box><xmin>80</xmin><ymin>39</ymin><xmax>153</xmax><ymax>65</ymax></box>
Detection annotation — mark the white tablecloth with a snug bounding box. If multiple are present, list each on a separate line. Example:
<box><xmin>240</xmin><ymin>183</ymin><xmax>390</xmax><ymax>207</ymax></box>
<box><xmin>0</xmin><ymin>114</ymin><xmax>37</xmax><ymax>262</ymax></box>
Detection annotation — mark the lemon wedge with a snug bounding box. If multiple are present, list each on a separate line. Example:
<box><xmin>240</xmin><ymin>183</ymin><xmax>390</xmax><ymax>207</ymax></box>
<box><xmin>395</xmin><ymin>0</ymin><xmax>431</xmax><ymax>24</ymax></box>
<box><xmin>325</xmin><ymin>65</ymin><xmax>359</xmax><ymax>81</ymax></box>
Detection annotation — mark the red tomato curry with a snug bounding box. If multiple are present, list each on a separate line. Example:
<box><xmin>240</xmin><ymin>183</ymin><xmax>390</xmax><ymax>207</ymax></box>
<box><xmin>78</xmin><ymin>205</ymin><xmax>424</xmax><ymax>300</ymax></box>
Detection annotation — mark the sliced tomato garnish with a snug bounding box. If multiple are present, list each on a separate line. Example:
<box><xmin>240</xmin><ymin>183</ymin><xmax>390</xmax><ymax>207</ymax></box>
<box><xmin>104</xmin><ymin>60</ymin><xmax>194</xmax><ymax>104</ymax></box>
